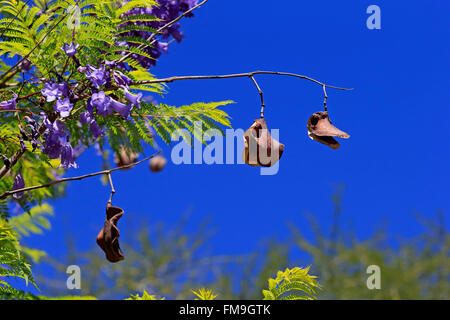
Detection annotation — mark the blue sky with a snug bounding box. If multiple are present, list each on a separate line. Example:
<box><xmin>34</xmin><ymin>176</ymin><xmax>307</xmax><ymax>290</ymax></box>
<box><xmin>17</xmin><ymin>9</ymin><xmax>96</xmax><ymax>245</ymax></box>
<box><xmin>22</xmin><ymin>0</ymin><xmax>449</xmax><ymax>294</ymax></box>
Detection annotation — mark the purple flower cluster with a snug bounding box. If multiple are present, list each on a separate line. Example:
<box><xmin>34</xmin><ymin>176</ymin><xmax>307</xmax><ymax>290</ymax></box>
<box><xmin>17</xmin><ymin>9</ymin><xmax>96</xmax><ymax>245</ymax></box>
<box><xmin>42</xmin><ymin>114</ymin><xmax>78</xmax><ymax>169</ymax></box>
<box><xmin>120</xmin><ymin>0</ymin><xmax>199</xmax><ymax>68</ymax></box>
<box><xmin>78</xmin><ymin>62</ymin><xmax>142</xmax><ymax>120</ymax></box>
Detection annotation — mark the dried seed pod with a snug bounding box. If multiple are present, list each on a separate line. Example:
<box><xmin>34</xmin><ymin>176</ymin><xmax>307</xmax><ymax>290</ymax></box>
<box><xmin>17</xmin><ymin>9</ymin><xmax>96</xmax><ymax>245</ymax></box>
<box><xmin>96</xmin><ymin>202</ymin><xmax>125</xmax><ymax>263</ymax></box>
<box><xmin>149</xmin><ymin>155</ymin><xmax>167</xmax><ymax>172</ymax></box>
<box><xmin>307</xmin><ymin>111</ymin><xmax>350</xmax><ymax>149</ymax></box>
<box><xmin>114</xmin><ymin>147</ymin><xmax>138</xmax><ymax>168</ymax></box>
<box><xmin>243</xmin><ymin>117</ymin><xmax>284</xmax><ymax>167</ymax></box>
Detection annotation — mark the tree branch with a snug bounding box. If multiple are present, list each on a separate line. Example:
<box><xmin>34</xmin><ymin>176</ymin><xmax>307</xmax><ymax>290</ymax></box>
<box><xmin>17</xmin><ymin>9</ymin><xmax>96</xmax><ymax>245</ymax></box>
<box><xmin>136</xmin><ymin>70</ymin><xmax>353</xmax><ymax>91</ymax></box>
<box><xmin>0</xmin><ymin>151</ymin><xmax>161</xmax><ymax>200</ymax></box>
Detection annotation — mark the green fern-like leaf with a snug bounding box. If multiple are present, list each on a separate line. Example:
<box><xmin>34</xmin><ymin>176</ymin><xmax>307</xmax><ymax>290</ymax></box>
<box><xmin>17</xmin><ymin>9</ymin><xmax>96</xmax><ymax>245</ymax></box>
<box><xmin>262</xmin><ymin>266</ymin><xmax>321</xmax><ymax>300</ymax></box>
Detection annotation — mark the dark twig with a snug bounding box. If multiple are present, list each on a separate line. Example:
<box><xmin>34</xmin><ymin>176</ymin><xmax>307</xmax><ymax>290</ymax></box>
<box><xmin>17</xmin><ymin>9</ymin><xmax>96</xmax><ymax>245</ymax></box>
<box><xmin>136</xmin><ymin>70</ymin><xmax>353</xmax><ymax>91</ymax></box>
<box><xmin>323</xmin><ymin>85</ymin><xmax>328</xmax><ymax>111</ymax></box>
<box><xmin>249</xmin><ymin>75</ymin><xmax>265</xmax><ymax>118</ymax></box>
<box><xmin>107</xmin><ymin>172</ymin><xmax>115</xmax><ymax>204</ymax></box>
<box><xmin>0</xmin><ymin>151</ymin><xmax>161</xmax><ymax>199</ymax></box>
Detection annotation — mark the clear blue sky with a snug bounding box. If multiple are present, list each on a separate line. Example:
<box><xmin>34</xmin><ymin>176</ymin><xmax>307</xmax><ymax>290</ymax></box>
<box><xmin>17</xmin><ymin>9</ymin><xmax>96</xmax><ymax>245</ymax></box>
<box><xmin>23</xmin><ymin>0</ymin><xmax>449</xmax><ymax>293</ymax></box>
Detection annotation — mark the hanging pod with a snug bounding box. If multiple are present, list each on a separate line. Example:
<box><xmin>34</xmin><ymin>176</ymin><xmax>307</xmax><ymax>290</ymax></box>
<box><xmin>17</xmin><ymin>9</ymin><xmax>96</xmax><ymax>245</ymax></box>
<box><xmin>243</xmin><ymin>117</ymin><xmax>285</xmax><ymax>167</ymax></box>
<box><xmin>96</xmin><ymin>202</ymin><xmax>125</xmax><ymax>263</ymax></box>
<box><xmin>307</xmin><ymin>111</ymin><xmax>350</xmax><ymax>149</ymax></box>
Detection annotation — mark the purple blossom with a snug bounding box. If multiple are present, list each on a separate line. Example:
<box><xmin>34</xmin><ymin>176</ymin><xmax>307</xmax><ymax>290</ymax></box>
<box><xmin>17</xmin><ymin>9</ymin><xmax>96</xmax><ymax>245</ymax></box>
<box><xmin>80</xmin><ymin>112</ymin><xmax>105</xmax><ymax>138</ymax></box>
<box><xmin>113</xmin><ymin>71</ymin><xmax>133</xmax><ymax>87</ymax></box>
<box><xmin>91</xmin><ymin>91</ymin><xmax>112</xmax><ymax>116</ymax></box>
<box><xmin>62</xmin><ymin>42</ymin><xmax>79</xmax><ymax>57</ymax></box>
<box><xmin>42</xmin><ymin>132</ymin><xmax>63</xmax><ymax>159</ymax></box>
<box><xmin>0</xmin><ymin>92</ymin><xmax>17</xmax><ymax>110</ymax></box>
<box><xmin>119</xmin><ymin>0</ymin><xmax>199</xmax><ymax>68</ymax></box>
<box><xmin>12</xmin><ymin>168</ymin><xmax>25</xmax><ymax>199</ymax></box>
<box><xmin>60</xmin><ymin>142</ymin><xmax>78</xmax><ymax>169</ymax></box>
<box><xmin>122</xmin><ymin>87</ymin><xmax>142</xmax><ymax>108</ymax></box>
<box><xmin>55</xmin><ymin>97</ymin><xmax>73</xmax><ymax>118</ymax></box>
<box><xmin>85</xmin><ymin>65</ymin><xmax>107</xmax><ymax>88</ymax></box>
<box><xmin>41</xmin><ymin>82</ymin><xmax>68</xmax><ymax>102</ymax></box>
<box><xmin>110</xmin><ymin>98</ymin><xmax>133</xmax><ymax>119</ymax></box>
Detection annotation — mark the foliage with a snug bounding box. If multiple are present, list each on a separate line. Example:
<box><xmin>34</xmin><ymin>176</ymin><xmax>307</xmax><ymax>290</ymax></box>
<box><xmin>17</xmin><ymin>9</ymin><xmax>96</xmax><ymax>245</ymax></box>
<box><xmin>262</xmin><ymin>267</ymin><xmax>320</xmax><ymax>300</ymax></box>
<box><xmin>126</xmin><ymin>290</ymin><xmax>164</xmax><ymax>300</ymax></box>
<box><xmin>192</xmin><ymin>288</ymin><xmax>217</xmax><ymax>300</ymax></box>
<box><xmin>0</xmin><ymin>203</ymin><xmax>53</xmax><ymax>299</ymax></box>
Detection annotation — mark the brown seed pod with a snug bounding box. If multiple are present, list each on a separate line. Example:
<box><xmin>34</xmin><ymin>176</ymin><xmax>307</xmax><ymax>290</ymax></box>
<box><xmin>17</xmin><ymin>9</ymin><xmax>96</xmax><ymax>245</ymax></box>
<box><xmin>114</xmin><ymin>147</ymin><xmax>138</xmax><ymax>168</ymax></box>
<box><xmin>149</xmin><ymin>155</ymin><xmax>167</xmax><ymax>172</ymax></box>
<box><xmin>243</xmin><ymin>117</ymin><xmax>285</xmax><ymax>167</ymax></box>
<box><xmin>307</xmin><ymin>111</ymin><xmax>350</xmax><ymax>149</ymax></box>
<box><xmin>96</xmin><ymin>202</ymin><xmax>125</xmax><ymax>263</ymax></box>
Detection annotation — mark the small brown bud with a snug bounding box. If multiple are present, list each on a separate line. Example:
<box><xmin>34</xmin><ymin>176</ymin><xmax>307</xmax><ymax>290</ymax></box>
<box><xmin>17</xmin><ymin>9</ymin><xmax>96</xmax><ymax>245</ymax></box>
<box><xmin>149</xmin><ymin>155</ymin><xmax>167</xmax><ymax>172</ymax></box>
<box><xmin>307</xmin><ymin>111</ymin><xmax>350</xmax><ymax>149</ymax></box>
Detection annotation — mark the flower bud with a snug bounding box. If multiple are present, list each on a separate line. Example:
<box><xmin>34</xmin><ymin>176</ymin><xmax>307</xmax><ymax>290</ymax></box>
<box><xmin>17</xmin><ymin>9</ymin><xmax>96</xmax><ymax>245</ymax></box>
<box><xmin>149</xmin><ymin>155</ymin><xmax>167</xmax><ymax>172</ymax></box>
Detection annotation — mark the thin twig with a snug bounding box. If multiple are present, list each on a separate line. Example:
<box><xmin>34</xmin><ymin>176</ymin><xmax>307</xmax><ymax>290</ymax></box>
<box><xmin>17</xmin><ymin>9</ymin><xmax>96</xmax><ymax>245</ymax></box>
<box><xmin>107</xmin><ymin>172</ymin><xmax>115</xmax><ymax>204</ymax></box>
<box><xmin>249</xmin><ymin>76</ymin><xmax>265</xmax><ymax>118</ymax></box>
<box><xmin>117</xmin><ymin>0</ymin><xmax>208</xmax><ymax>64</ymax></box>
<box><xmin>322</xmin><ymin>84</ymin><xmax>328</xmax><ymax>111</ymax></box>
<box><xmin>0</xmin><ymin>151</ymin><xmax>161</xmax><ymax>199</ymax></box>
<box><xmin>0</xmin><ymin>13</ymin><xmax>68</xmax><ymax>87</ymax></box>
<box><xmin>136</xmin><ymin>70</ymin><xmax>353</xmax><ymax>91</ymax></box>
<box><xmin>0</xmin><ymin>0</ymin><xmax>34</xmax><ymax>39</ymax></box>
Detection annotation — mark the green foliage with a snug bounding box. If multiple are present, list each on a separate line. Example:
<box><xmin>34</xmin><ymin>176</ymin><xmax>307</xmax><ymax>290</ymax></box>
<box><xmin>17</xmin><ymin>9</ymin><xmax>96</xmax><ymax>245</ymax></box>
<box><xmin>0</xmin><ymin>203</ymin><xmax>52</xmax><ymax>299</ymax></box>
<box><xmin>126</xmin><ymin>290</ymin><xmax>164</xmax><ymax>300</ymax></box>
<box><xmin>0</xmin><ymin>218</ymin><xmax>37</xmax><ymax>298</ymax></box>
<box><xmin>262</xmin><ymin>267</ymin><xmax>320</xmax><ymax>300</ymax></box>
<box><xmin>192</xmin><ymin>288</ymin><xmax>217</xmax><ymax>300</ymax></box>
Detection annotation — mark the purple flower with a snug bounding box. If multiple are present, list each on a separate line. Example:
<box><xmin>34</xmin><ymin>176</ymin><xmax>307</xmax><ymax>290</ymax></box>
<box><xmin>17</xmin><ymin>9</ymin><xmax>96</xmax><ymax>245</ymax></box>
<box><xmin>91</xmin><ymin>91</ymin><xmax>112</xmax><ymax>116</ymax></box>
<box><xmin>62</xmin><ymin>42</ymin><xmax>79</xmax><ymax>57</ymax></box>
<box><xmin>55</xmin><ymin>97</ymin><xmax>73</xmax><ymax>118</ymax></box>
<box><xmin>85</xmin><ymin>65</ymin><xmax>107</xmax><ymax>88</ymax></box>
<box><xmin>12</xmin><ymin>168</ymin><xmax>25</xmax><ymax>199</ymax></box>
<box><xmin>122</xmin><ymin>87</ymin><xmax>142</xmax><ymax>108</ymax></box>
<box><xmin>157</xmin><ymin>41</ymin><xmax>169</xmax><ymax>54</ymax></box>
<box><xmin>113</xmin><ymin>71</ymin><xmax>133</xmax><ymax>87</ymax></box>
<box><xmin>41</xmin><ymin>82</ymin><xmax>67</xmax><ymax>102</ymax></box>
<box><xmin>42</xmin><ymin>132</ymin><xmax>63</xmax><ymax>159</ymax></box>
<box><xmin>60</xmin><ymin>142</ymin><xmax>78</xmax><ymax>169</ymax></box>
<box><xmin>110</xmin><ymin>98</ymin><xmax>132</xmax><ymax>118</ymax></box>
<box><xmin>0</xmin><ymin>92</ymin><xmax>17</xmax><ymax>110</ymax></box>
<box><xmin>80</xmin><ymin>112</ymin><xmax>105</xmax><ymax>138</ymax></box>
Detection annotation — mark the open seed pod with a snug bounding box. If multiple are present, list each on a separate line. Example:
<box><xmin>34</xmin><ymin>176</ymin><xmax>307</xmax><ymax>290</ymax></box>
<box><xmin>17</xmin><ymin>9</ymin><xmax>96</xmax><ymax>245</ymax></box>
<box><xmin>307</xmin><ymin>111</ymin><xmax>350</xmax><ymax>149</ymax></box>
<box><xmin>114</xmin><ymin>147</ymin><xmax>138</xmax><ymax>168</ymax></box>
<box><xmin>96</xmin><ymin>202</ymin><xmax>125</xmax><ymax>263</ymax></box>
<box><xmin>149</xmin><ymin>155</ymin><xmax>167</xmax><ymax>173</ymax></box>
<box><xmin>243</xmin><ymin>117</ymin><xmax>285</xmax><ymax>167</ymax></box>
